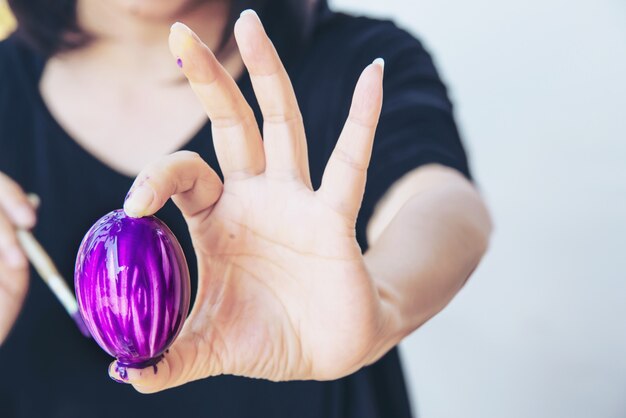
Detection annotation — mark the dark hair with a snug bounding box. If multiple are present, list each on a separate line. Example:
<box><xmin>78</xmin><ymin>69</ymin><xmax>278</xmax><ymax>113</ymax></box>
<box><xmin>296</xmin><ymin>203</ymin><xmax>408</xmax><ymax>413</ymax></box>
<box><xmin>7</xmin><ymin>0</ymin><xmax>320</xmax><ymax>58</ymax></box>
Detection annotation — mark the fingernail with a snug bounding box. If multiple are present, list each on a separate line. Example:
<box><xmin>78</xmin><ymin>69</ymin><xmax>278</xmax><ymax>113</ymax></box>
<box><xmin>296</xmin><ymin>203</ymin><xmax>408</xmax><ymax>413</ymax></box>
<box><xmin>109</xmin><ymin>362</ymin><xmax>129</xmax><ymax>383</ymax></box>
<box><xmin>123</xmin><ymin>185</ymin><xmax>154</xmax><ymax>218</ymax></box>
<box><xmin>170</xmin><ymin>21</ymin><xmax>196</xmax><ymax>39</ymax></box>
<box><xmin>109</xmin><ymin>371</ymin><xmax>127</xmax><ymax>384</ymax></box>
<box><xmin>170</xmin><ymin>21</ymin><xmax>201</xmax><ymax>52</ymax></box>
<box><xmin>5</xmin><ymin>246</ymin><xmax>26</xmax><ymax>268</ymax></box>
<box><xmin>372</xmin><ymin>58</ymin><xmax>385</xmax><ymax>73</ymax></box>
<box><xmin>170</xmin><ymin>21</ymin><xmax>188</xmax><ymax>32</ymax></box>
<box><xmin>240</xmin><ymin>9</ymin><xmax>259</xmax><ymax>19</ymax></box>
<box><xmin>26</xmin><ymin>193</ymin><xmax>40</xmax><ymax>209</ymax></box>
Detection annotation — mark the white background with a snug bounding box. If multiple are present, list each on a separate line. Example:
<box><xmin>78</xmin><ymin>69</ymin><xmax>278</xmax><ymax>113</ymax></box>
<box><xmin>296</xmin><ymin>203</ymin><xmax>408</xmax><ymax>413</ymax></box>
<box><xmin>331</xmin><ymin>0</ymin><xmax>626</xmax><ymax>417</ymax></box>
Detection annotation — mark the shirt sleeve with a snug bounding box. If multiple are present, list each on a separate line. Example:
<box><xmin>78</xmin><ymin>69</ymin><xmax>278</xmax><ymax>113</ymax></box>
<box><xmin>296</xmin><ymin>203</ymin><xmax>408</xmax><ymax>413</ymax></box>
<box><xmin>344</xmin><ymin>21</ymin><xmax>472</xmax><ymax>249</ymax></box>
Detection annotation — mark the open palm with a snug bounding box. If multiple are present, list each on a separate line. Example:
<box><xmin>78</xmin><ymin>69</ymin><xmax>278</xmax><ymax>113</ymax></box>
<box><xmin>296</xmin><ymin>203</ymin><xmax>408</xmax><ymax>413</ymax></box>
<box><xmin>112</xmin><ymin>11</ymin><xmax>387</xmax><ymax>392</ymax></box>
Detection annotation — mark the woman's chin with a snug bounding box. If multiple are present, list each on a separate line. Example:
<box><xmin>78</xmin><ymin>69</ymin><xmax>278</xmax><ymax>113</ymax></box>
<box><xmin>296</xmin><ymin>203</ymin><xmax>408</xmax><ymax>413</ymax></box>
<box><xmin>114</xmin><ymin>0</ymin><xmax>204</xmax><ymax>20</ymax></box>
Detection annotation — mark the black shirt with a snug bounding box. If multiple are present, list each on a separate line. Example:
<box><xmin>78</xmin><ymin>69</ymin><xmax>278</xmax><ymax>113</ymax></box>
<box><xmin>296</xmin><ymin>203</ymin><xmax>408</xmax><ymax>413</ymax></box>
<box><xmin>0</xmin><ymin>3</ymin><xmax>470</xmax><ymax>418</ymax></box>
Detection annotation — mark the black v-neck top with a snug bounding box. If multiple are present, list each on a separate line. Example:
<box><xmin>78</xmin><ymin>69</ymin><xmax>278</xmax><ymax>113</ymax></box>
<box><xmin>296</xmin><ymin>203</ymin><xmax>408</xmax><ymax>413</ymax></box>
<box><xmin>0</xmin><ymin>4</ymin><xmax>470</xmax><ymax>418</ymax></box>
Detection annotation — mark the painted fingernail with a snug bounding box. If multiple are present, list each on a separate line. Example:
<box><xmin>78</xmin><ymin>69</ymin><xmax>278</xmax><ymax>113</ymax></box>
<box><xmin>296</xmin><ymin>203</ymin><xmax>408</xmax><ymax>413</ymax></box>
<box><xmin>123</xmin><ymin>185</ymin><xmax>154</xmax><ymax>218</ymax></box>
<box><xmin>372</xmin><ymin>58</ymin><xmax>385</xmax><ymax>73</ymax></box>
<box><xmin>5</xmin><ymin>246</ymin><xmax>26</xmax><ymax>268</ymax></box>
<box><xmin>240</xmin><ymin>9</ymin><xmax>259</xmax><ymax>19</ymax></box>
<box><xmin>109</xmin><ymin>362</ymin><xmax>129</xmax><ymax>383</ymax></box>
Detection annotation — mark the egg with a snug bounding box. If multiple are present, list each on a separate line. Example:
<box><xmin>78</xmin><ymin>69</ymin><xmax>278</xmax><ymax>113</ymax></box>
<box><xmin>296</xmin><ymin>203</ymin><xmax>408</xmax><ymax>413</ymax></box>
<box><xmin>74</xmin><ymin>209</ymin><xmax>190</xmax><ymax>368</ymax></box>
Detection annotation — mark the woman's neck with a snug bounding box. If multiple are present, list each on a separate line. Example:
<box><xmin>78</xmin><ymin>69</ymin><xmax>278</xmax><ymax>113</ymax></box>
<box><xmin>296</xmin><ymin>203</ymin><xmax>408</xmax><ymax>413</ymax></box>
<box><xmin>65</xmin><ymin>0</ymin><xmax>233</xmax><ymax>83</ymax></box>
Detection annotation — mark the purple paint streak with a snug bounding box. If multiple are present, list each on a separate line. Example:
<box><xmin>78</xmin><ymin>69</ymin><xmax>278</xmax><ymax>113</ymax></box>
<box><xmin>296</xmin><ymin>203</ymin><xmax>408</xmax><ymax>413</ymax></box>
<box><xmin>75</xmin><ymin>209</ymin><xmax>190</xmax><ymax>368</ymax></box>
<box><xmin>110</xmin><ymin>357</ymin><xmax>161</xmax><ymax>384</ymax></box>
<box><xmin>176</xmin><ymin>57</ymin><xmax>183</xmax><ymax>68</ymax></box>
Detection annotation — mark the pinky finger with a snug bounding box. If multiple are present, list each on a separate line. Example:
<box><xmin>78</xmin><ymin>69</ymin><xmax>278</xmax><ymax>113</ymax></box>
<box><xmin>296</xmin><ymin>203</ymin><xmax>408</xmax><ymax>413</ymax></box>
<box><xmin>318</xmin><ymin>58</ymin><xmax>384</xmax><ymax>220</ymax></box>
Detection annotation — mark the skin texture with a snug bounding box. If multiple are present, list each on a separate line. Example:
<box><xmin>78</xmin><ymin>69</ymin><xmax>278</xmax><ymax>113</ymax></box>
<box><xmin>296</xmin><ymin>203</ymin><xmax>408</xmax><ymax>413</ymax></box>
<box><xmin>103</xmin><ymin>12</ymin><xmax>492</xmax><ymax>392</ymax></box>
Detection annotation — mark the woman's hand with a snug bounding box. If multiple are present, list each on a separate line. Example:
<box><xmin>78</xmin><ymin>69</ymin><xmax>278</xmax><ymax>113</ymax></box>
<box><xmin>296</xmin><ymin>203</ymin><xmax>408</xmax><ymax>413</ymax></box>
<box><xmin>110</xmin><ymin>11</ymin><xmax>390</xmax><ymax>392</ymax></box>
<box><xmin>0</xmin><ymin>172</ymin><xmax>36</xmax><ymax>344</ymax></box>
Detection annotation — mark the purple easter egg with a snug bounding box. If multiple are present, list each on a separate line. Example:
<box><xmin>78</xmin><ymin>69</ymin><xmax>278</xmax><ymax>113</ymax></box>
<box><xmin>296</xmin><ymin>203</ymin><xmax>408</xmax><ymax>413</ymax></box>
<box><xmin>75</xmin><ymin>209</ymin><xmax>190</xmax><ymax>368</ymax></box>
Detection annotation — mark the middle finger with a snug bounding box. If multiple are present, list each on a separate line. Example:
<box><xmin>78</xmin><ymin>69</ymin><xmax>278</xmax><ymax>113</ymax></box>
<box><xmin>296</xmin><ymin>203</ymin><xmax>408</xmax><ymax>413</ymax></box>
<box><xmin>234</xmin><ymin>10</ymin><xmax>311</xmax><ymax>187</ymax></box>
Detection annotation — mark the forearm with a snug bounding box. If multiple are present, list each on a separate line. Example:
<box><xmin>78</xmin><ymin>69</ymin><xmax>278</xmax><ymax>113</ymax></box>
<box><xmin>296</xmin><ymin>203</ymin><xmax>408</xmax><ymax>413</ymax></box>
<box><xmin>364</xmin><ymin>165</ymin><xmax>492</xmax><ymax>360</ymax></box>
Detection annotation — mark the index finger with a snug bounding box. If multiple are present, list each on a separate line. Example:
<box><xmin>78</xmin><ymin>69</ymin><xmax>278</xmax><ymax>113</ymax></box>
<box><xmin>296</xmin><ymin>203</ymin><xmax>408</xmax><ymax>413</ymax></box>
<box><xmin>169</xmin><ymin>22</ymin><xmax>265</xmax><ymax>180</ymax></box>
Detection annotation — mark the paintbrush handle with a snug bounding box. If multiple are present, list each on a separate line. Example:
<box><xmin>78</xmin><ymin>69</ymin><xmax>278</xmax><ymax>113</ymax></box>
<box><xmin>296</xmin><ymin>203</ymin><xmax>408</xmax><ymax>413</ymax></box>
<box><xmin>16</xmin><ymin>230</ymin><xmax>78</xmax><ymax>315</ymax></box>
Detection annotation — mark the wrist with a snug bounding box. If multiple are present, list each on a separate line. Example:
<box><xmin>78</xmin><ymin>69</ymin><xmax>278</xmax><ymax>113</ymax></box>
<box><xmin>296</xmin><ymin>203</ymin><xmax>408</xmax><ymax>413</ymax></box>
<box><xmin>361</xmin><ymin>271</ymin><xmax>407</xmax><ymax>367</ymax></box>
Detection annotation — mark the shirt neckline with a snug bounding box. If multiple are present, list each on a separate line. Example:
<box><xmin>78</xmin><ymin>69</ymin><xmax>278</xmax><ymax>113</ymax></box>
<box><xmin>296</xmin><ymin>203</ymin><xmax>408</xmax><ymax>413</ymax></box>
<box><xmin>31</xmin><ymin>59</ymin><xmax>252</xmax><ymax>181</ymax></box>
<box><xmin>10</xmin><ymin>0</ymin><xmax>328</xmax><ymax>181</ymax></box>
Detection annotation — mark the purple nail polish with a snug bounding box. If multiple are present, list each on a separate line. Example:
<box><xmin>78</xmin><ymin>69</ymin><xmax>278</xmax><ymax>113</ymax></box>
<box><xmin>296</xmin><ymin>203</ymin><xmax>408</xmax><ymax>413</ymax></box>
<box><xmin>115</xmin><ymin>363</ymin><xmax>129</xmax><ymax>381</ymax></box>
<box><xmin>176</xmin><ymin>58</ymin><xmax>183</xmax><ymax>68</ymax></box>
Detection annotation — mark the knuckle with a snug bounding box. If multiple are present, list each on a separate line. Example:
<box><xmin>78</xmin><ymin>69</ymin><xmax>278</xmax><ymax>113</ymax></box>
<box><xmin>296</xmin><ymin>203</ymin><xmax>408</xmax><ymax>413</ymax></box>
<box><xmin>210</xmin><ymin>114</ymin><xmax>245</xmax><ymax>129</ymax></box>
<box><xmin>211</xmin><ymin>111</ymin><xmax>255</xmax><ymax>130</ymax></box>
<box><xmin>347</xmin><ymin>113</ymin><xmax>377</xmax><ymax>129</ymax></box>
<box><xmin>160</xmin><ymin>160</ymin><xmax>184</xmax><ymax>181</ymax></box>
<box><xmin>159</xmin><ymin>162</ymin><xmax>198</xmax><ymax>196</ymax></box>
<box><xmin>333</xmin><ymin>147</ymin><xmax>368</xmax><ymax>172</ymax></box>
<box><xmin>262</xmin><ymin>111</ymin><xmax>302</xmax><ymax>125</ymax></box>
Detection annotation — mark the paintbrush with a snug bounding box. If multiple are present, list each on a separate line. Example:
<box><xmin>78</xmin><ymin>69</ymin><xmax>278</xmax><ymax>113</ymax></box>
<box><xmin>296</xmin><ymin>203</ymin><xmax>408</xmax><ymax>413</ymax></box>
<box><xmin>15</xmin><ymin>197</ymin><xmax>91</xmax><ymax>338</ymax></box>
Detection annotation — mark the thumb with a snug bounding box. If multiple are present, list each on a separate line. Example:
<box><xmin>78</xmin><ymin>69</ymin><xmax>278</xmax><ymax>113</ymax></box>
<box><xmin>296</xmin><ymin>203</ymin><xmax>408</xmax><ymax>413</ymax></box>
<box><xmin>108</xmin><ymin>328</ymin><xmax>223</xmax><ymax>393</ymax></box>
<box><xmin>123</xmin><ymin>151</ymin><xmax>223</xmax><ymax>222</ymax></box>
<box><xmin>114</xmin><ymin>151</ymin><xmax>225</xmax><ymax>392</ymax></box>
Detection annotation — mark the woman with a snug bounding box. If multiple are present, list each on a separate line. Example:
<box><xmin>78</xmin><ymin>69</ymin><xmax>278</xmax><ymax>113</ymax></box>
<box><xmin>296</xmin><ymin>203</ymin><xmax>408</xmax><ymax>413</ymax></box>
<box><xmin>0</xmin><ymin>0</ymin><xmax>491</xmax><ymax>416</ymax></box>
